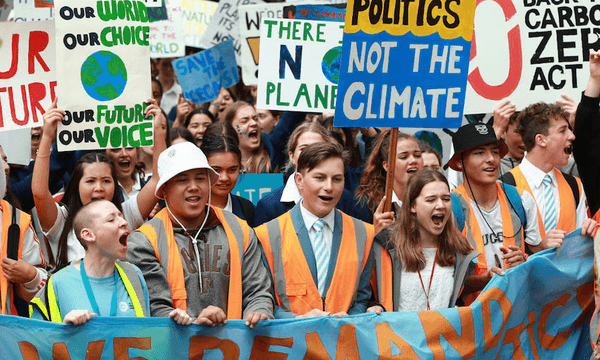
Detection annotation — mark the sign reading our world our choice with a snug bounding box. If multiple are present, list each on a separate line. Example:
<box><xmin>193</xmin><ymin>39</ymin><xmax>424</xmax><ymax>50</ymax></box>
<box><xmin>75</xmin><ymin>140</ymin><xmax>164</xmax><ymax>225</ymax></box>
<box><xmin>54</xmin><ymin>0</ymin><xmax>153</xmax><ymax>151</ymax></box>
<box><xmin>256</xmin><ymin>19</ymin><xmax>344</xmax><ymax>113</ymax></box>
<box><xmin>334</xmin><ymin>0</ymin><xmax>476</xmax><ymax>129</ymax></box>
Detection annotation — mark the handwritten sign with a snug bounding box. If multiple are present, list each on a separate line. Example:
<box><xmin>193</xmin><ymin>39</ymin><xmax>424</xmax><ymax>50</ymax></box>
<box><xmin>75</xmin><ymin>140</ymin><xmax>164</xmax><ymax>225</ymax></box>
<box><xmin>256</xmin><ymin>19</ymin><xmax>344</xmax><ymax>112</ymax></box>
<box><xmin>0</xmin><ymin>21</ymin><xmax>56</xmax><ymax>133</ymax></box>
<box><xmin>233</xmin><ymin>173</ymin><xmax>283</xmax><ymax>205</ymax></box>
<box><xmin>14</xmin><ymin>0</ymin><xmax>54</xmax><ymax>21</ymax></box>
<box><xmin>54</xmin><ymin>0</ymin><xmax>153</xmax><ymax>151</ymax></box>
<box><xmin>182</xmin><ymin>0</ymin><xmax>218</xmax><ymax>48</ymax></box>
<box><xmin>333</xmin><ymin>0</ymin><xmax>476</xmax><ymax>129</ymax></box>
<box><xmin>295</xmin><ymin>4</ymin><xmax>345</xmax><ymax>22</ymax></box>
<box><xmin>238</xmin><ymin>3</ymin><xmax>287</xmax><ymax>86</ymax></box>
<box><xmin>173</xmin><ymin>39</ymin><xmax>239</xmax><ymax>104</ymax></box>
<box><xmin>149</xmin><ymin>0</ymin><xmax>185</xmax><ymax>58</ymax></box>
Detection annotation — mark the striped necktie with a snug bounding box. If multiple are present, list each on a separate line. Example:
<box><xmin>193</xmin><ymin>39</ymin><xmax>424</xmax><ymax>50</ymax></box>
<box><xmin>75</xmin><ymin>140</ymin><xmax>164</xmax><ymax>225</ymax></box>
<box><xmin>312</xmin><ymin>219</ymin><xmax>329</xmax><ymax>296</ymax></box>
<box><xmin>542</xmin><ymin>174</ymin><xmax>557</xmax><ymax>231</ymax></box>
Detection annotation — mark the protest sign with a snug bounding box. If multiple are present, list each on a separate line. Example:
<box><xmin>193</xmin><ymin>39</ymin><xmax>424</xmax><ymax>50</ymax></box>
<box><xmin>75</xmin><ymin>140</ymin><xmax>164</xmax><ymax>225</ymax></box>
<box><xmin>14</xmin><ymin>0</ymin><xmax>54</xmax><ymax>21</ymax></box>
<box><xmin>173</xmin><ymin>39</ymin><xmax>239</xmax><ymax>104</ymax></box>
<box><xmin>233</xmin><ymin>173</ymin><xmax>283</xmax><ymax>205</ymax></box>
<box><xmin>35</xmin><ymin>0</ymin><xmax>53</xmax><ymax>8</ymax></box>
<box><xmin>295</xmin><ymin>3</ymin><xmax>345</xmax><ymax>22</ymax></box>
<box><xmin>2</xmin><ymin>230</ymin><xmax>594</xmax><ymax>359</ymax></box>
<box><xmin>149</xmin><ymin>0</ymin><xmax>185</xmax><ymax>58</ymax></box>
<box><xmin>200</xmin><ymin>0</ymin><xmax>264</xmax><ymax>63</ymax></box>
<box><xmin>239</xmin><ymin>3</ymin><xmax>287</xmax><ymax>86</ymax></box>
<box><xmin>0</xmin><ymin>21</ymin><xmax>56</xmax><ymax>133</ymax></box>
<box><xmin>256</xmin><ymin>19</ymin><xmax>344</xmax><ymax>113</ymax></box>
<box><xmin>182</xmin><ymin>0</ymin><xmax>218</xmax><ymax>48</ymax></box>
<box><xmin>147</xmin><ymin>0</ymin><xmax>168</xmax><ymax>22</ymax></box>
<box><xmin>333</xmin><ymin>0</ymin><xmax>476</xmax><ymax>129</ymax></box>
<box><xmin>0</xmin><ymin>128</ymin><xmax>32</xmax><ymax>166</ymax></box>
<box><xmin>464</xmin><ymin>0</ymin><xmax>600</xmax><ymax>114</ymax></box>
<box><xmin>54</xmin><ymin>0</ymin><xmax>153</xmax><ymax>151</ymax></box>
<box><xmin>0</xmin><ymin>1</ymin><xmax>13</xmax><ymax>21</ymax></box>
<box><xmin>142</xmin><ymin>0</ymin><xmax>162</xmax><ymax>8</ymax></box>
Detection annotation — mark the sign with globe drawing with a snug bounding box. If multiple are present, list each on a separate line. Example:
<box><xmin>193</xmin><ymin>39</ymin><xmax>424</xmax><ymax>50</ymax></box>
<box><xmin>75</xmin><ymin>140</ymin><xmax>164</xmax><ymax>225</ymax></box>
<box><xmin>256</xmin><ymin>19</ymin><xmax>344</xmax><ymax>113</ymax></box>
<box><xmin>54</xmin><ymin>0</ymin><xmax>152</xmax><ymax>151</ymax></box>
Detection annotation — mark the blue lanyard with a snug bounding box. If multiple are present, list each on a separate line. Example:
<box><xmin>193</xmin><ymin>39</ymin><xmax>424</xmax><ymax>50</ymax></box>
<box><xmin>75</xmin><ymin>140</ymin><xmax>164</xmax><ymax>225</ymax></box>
<box><xmin>80</xmin><ymin>260</ymin><xmax>118</xmax><ymax>317</ymax></box>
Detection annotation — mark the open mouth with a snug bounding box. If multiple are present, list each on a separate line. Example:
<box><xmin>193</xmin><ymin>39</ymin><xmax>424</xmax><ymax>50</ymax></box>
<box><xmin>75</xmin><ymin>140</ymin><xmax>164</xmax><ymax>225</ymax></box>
<box><xmin>119</xmin><ymin>232</ymin><xmax>129</xmax><ymax>247</ymax></box>
<box><xmin>118</xmin><ymin>160</ymin><xmax>131</xmax><ymax>169</ymax></box>
<box><xmin>432</xmin><ymin>214</ymin><xmax>444</xmax><ymax>226</ymax></box>
<box><xmin>565</xmin><ymin>145</ymin><xmax>573</xmax><ymax>155</ymax></box>
<box><xmin>407</xmin><ymin>168</ymin><xmax>418</xmax><ymax>174</ymax></box>
<box><xmin>186</xmin><ymin>196</ymin><xmax>201</xmax><ymax>204</ymax></box>
<box><xmin>483</xmin><ymin>167</ymin><xmax>496</xmax><ymax>174</ymax></box>
<box><xmin>247</xmin><ymin>129</ymin><xmax>259</xmax><ymax>140</ymax></box>
<box><xmin>318</xmin><ymin>195</ymin><xmax>334</xmax><ymax>202</ymax></box>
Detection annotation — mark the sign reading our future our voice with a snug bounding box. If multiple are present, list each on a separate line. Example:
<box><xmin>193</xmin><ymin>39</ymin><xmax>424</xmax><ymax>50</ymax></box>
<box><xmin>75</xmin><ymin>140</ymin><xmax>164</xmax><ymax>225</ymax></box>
<box><xmin>334</xmin><ymin>0</ymin><xmax>476</xmax><ymax>128</ymax></box>
<box><xmin>54</xmin><ymin>0</ymin><xmax>152</xmax><ymax>151</ymax></box>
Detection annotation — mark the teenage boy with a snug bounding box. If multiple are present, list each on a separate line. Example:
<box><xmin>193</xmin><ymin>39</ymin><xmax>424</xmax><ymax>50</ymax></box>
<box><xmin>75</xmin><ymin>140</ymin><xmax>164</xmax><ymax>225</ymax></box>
<box><xmin>255</xmin><ymin>142</ymin><xmax>374</xmax><ymax>318</ymax></box>
<box><xmin>30</xmin><ymin>200</ymin><xmax>154</xmax><ymax>324</ymax></box>
<box><xmin>446</xmin><ymin>123</ymin><xmax>541</xmax><ymax>294</ymax></box>
<box><xmin>127</xmin><ymin>142</ymin><xmax>273</xmax><ymax>327</ymax></box>
<box><xmin>500</xmin><ymin>103</ymin><xmax>596</xmax><ymax>242</ymax></box>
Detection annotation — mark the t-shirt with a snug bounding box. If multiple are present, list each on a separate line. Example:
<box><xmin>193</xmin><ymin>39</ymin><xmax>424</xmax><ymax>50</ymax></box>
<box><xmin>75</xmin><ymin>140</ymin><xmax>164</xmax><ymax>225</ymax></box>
<box><xmin>399</xmin><ymin>248</ymin><xmax>455</xmax><ymax>312</ymax></box>
<box><xmin>31</xmin><ymin>261</ymin><xmax>150</xmax><ymax>320</ymax></box>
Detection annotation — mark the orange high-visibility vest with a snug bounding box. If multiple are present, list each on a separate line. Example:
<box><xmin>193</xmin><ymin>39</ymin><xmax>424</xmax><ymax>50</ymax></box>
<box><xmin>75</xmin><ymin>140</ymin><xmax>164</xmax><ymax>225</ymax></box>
<box><xmin>508</xmin><ymin>167</ymin><xmax>580</xmax><ymax>237</ymax></box>
<box><xmin>255</xmin><ymin>209</ymin><xmax>374</xmax><ymax>315</ymax></box>
<box><xmin>134</xmin><ymin>206</ymin><xmax>249</xmax><ymax>319</ymax></box>
<box><xmin>0</xmin><ymin>200</ymin><xmax>31</xmax><ymax>315</ymax></box>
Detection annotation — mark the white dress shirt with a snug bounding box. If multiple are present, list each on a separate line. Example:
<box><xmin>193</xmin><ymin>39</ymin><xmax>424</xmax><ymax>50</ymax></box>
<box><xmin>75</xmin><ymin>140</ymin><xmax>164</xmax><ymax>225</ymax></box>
<box><xmin>300</xmin><ymin>201</ymin><xmax>335</xmax><ymax>259</ymax></box>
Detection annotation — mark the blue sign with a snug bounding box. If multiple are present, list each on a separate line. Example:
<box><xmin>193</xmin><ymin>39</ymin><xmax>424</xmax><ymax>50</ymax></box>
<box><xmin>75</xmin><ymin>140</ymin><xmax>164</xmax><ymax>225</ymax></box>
<box><xmin>295</xmin><ymin>4</ymin><xmax>345</xmax><ymax>23</ymax></box>
<box><xmin>233</xmin><ymin>173</ymin><xmax>283</xmax><ymax>206</ymax></box>
<box><xmin>172</xmin><ymin>38</ymin><xmax>239</xmax><ymax>105</ymax></box>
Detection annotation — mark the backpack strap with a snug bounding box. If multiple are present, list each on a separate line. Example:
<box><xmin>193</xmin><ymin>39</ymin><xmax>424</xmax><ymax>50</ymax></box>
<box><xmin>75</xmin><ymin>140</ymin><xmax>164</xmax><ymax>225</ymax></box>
<box><xmin>499</xmin><ymin>182</ymin><xmax>526</xmax><ymax>228</ymax></box>
<box><xmin>451</xmin><ymin>193</ymin><xmax>466</xmax><ymax>232</ymax></box>
<box><xmin>500</xmin><ymin>171</ymin><xmax>516</xmax><ymax>187</ymax></box>
<box><xmin>561</xmin><ymin>172</ymin><xmax>580</xmax><ymax>208</ymax></box>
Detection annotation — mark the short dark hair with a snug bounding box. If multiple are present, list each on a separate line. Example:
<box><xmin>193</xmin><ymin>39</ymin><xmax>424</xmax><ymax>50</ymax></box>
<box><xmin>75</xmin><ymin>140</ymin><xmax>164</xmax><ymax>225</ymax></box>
<box><xmin>184</xmin><ymin>108</ymin><xmax>216</xmax><ymax>128</ymax></box>
<box><xmin>517</xmin><ymin>103</ymin><xmax>569</xmax><ymax>151</ymax></box>
<box><xmin>73</xmin><ymin>200</ymin><xmax>107</xmax><ymax>250</ymax></box>
<box><xmin>296</xmin><ymin>142</ymin><xmax>347</xmax><ymax>174</ymax></box>
<box><xmin>417</xmin><ymin>139</ymin><xmax>442</xmax><ymax>166</ymax></box>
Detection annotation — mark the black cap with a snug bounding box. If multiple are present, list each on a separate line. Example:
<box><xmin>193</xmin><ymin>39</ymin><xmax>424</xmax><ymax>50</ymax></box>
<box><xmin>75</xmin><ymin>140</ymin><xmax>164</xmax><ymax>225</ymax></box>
<box><xmin>443</xmin><ymin>123</ymin><xmax>508</xmax><ymax>171</ymax></box>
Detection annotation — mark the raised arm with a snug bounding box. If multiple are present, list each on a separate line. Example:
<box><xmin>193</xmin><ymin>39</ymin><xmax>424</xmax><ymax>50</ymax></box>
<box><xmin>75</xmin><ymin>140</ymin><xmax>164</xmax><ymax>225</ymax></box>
<box><xmin>32</xmin><ymin>98</ymin><xmax>63</xmax><ymax>231</ymax></box>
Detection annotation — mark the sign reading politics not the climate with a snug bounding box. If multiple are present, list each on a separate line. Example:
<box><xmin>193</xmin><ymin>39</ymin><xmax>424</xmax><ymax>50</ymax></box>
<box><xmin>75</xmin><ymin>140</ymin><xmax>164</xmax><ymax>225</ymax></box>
<box><xmin>256</xmin><ymin>19</ymin><xmax>344</xmax><ymax>112</ymax></box>
<box><xmin>54</xmin><ymin>0</ymin><xmax>153</xmax><ymax>151</ymax></box>
<box><xmin>0</xmin><ymin>20</ymin><xmax>56</xmax><ymax>132</ymax></box>
<box><xmin>464</xmin><ymin>0</ymin><xmax>600</xmax><ymax>114</ymax></box>
<box><xmin>334</xmin><ymin>0</ymin><xmax>476</xmax><ymax>129</ymax></box>
<box><xmin>173</xmin><ymin>39</ymin><xmax>239</xmax><ymax>104</ymax></box>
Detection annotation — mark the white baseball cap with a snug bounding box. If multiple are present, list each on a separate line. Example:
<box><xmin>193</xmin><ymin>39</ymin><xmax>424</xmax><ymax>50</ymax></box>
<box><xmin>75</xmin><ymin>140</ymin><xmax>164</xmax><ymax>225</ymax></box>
<box><xmin>155</xmin><ymin>142</ymin><xmax>219</xmax><ymax>197</ymax></box>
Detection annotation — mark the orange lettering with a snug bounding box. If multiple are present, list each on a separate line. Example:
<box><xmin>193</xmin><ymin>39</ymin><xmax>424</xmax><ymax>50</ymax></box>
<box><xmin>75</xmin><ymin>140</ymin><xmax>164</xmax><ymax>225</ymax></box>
<box><xmin>498</xmin><ymin>322</ymin><xmax>526</xmax><ymax>360</ymax></box>
<box><xmin>249</xmin><ymin>336</ymin><xmax>293</xmax><ymax>359</ymax></box>
<box><xmin>376</xmin><ymin>322</ymin><xmax>418</xmax><ymax>358</ymax></box>
<box><xmin>419</xmin><ymin>307</ymin><xmax>475</xmax><ymax>359</ymax></box>
<box><xmin>480</xmin><ymin>287</ymin><xmax>512</xmax><ymax>352</ymax></box>
<box><xmin>538</xmin><ymin>294</ymin><xmax>571</xmax><ymax>350</ymax></box>
<box><xmin>19</xmin><ymin>342</ymin><xmax>40</xmax><ymax>360</ymax></box>
<box><xmin>526</xmin><ymin>310</ymin><xmax>541</xmax><ymax>360</ymax></box>
<box><xmin>303</xmin><ymin>332</ymin><xmax>331</xmax><ymax>360</ymax></box>
<box><xmin>114</xmin><ymin>337</ymin><xmax>150</xmax><ymax>360</ymax></box>
<box><xmin>52</xmin><ymin>341</ymin><xmax>105</xmax><ymax>360</ymax></box>
<box><xmin>335</xmin><ymin>324</ymin><xmax>360</xmax><ymax>359</ymax></box>
<box><xmin>575</xmin><ymin>281</ymin><xmax>594</xmax><ymax>328</ymax></box>
<box><xmin>189</xmin><ymin>336</ymin><xmax>239</xmax><ymax>360</ymax></box>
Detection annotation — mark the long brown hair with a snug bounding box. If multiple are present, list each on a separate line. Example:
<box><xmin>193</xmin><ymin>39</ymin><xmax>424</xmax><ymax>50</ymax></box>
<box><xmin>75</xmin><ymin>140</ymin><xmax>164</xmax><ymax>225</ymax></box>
<box><xmin>390</xmin><ymin>169</ymin><xmax>471</xmax><ymax>272</ymax></box>
<box><xmin>355</xmin><ymin>129</ymin><xmax>417</xmax><ymax>212</ymax></box>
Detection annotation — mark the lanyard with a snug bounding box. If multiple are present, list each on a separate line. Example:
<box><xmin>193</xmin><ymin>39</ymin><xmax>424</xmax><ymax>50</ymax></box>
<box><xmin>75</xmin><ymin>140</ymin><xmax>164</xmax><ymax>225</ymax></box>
<box><xmin>417</xmin><ymin>249</ymin><xmax>438</xmax><ymax>311</ymax></box>
<box><xmin>80</xmin><ymin>260</ymin><xmax>118</xmax><ymax>317</ymax></box>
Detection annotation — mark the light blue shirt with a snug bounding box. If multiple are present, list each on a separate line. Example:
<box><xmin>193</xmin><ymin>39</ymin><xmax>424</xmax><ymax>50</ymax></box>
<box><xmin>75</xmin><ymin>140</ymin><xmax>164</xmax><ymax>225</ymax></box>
<box><xmin>299</xmin><ymin>201</ymin><xmax>335</xmax><ymax>255</ymax></box>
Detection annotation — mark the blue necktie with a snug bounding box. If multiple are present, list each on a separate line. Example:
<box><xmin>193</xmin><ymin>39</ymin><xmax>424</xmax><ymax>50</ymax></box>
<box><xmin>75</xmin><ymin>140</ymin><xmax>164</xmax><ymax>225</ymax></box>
<box><xmin>543</xmin><ymin>175</ymin><xmax>557</xmax><ymax>231</ymax></box>
<box><xmin>312</xmin><ymin>219</ymin><xmax>329</xmax><ymax>296</ymax></box>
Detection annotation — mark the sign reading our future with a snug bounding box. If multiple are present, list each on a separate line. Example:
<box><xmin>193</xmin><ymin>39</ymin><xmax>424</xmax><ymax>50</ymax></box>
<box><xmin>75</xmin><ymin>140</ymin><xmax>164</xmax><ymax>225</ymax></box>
<box><xmin>54</xmin><ymin>0</ymin><xmax>153</xmax><ymax>151</ymax></box>
<box><xmin>256</xmin><ymin>19</ymin><xmax>344</xmax><ymax>112</ymax></box>
<box><xmin>333</xmin><ymin>0</ymin><xmax>476</xmax><ymax>128</ymax></box>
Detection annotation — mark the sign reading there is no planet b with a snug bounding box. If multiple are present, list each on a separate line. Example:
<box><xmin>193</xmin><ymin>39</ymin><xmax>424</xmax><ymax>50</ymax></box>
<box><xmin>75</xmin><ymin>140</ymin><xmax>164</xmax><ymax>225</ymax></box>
<box><xmin>54</xmin><ymin>0</ymin><xmax>153</xmax><ymax>151</ymax></box>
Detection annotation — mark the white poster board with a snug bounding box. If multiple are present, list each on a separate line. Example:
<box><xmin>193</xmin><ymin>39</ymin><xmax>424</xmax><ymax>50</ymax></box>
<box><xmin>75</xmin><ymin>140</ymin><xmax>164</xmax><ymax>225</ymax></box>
<box><xmin>13</xmin><ymin>0</ymin><xmax>54</xmax><ymax>21</ymax></box>
<box><xmin>183</xmin><ymin>0</ymin><xmax>218</xmax><ymax>48</ymax></box>
<box><xmin>149</xmin><ymin>0</ymin><xmax>185</xmax><ymax>58</ymax></box>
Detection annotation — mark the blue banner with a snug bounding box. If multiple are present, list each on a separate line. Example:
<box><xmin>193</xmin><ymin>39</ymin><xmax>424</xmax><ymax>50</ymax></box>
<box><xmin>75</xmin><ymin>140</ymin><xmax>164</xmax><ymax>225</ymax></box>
<box><xmin>1</xmin><ymin>231</ymin><xmax>593</xmax><ymax>359</ymax></box>
<box><xmin>233</xmin><ymin>173</ymin><xmax>283</xmax><ymax>206</ymax></box>
<box><xmin>172</xmin><ymin>38</ymin><xmax>239</xmax><ymax>105</ymax></box>
<box><xmin>295</xmin><ymin>4</ymin><xmax>345</xmax><ymax>23</ymax></box>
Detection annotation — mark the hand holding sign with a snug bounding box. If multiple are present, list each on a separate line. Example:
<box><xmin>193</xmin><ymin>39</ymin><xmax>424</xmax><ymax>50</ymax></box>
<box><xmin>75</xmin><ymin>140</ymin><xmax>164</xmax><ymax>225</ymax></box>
<box><xmin>174</xmin><ymin>94</ymin><xmax>193</xmax><ymax>128</ymax></box>
<box><xmin>42</xmin><ymin>97</ymin><xmax>64</xmax><ymax>143</ymax></box>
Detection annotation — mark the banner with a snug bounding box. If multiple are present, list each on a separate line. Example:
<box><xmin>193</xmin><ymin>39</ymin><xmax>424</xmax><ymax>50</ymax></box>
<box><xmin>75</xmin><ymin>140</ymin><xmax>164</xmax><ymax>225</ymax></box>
<box><xmin>0</xmin><ymin>230</ymin><xmax>594</xmax><ymax>359</ymax></box>
<box><xmin>233</xmin><ymin>173</ymin><xmax>283</xmax><ymax>205</ymax></box>
<box><xmin>295</xmin><ymin>4</ymin><xmax>345</xmax><ymax>22</ymax></box>
<box><xmin>173</xmin><ymin>39</ymin><xmax>239</xmax><ymax>105</ymax></box>
<box><xmin>54</xmin><ymin>0</ymin><xmax>153</xmax><ymax>151</ymax></box>
<box><xmin>182</xmin><ymin>0</ymin><xmax>218</xmax><ymax>48</ymax></box>
<box><xmin>464</xmin><ymin>0</ymin><xmax>599</xmax><ymax>114</ymax></box>
<box><xmin>0</xmin><ymin>20</ymin><xmax>56</xmax><ymax>133</ymax></box>
<box><xmin>239</xmin><ymin>3</ymin><xmax>287</xmax><ymax>86</ymax></box>
<box><xmin>149</xmin><ymin>0</ymin><xmax>185</xmax><ymax>58</ymax></box>
<box><xmin>334</xmin><ymin>0</ymin><xmax>476</xmax><ymax>129</ymax></box>
<box><xmin>256</xmin><ymin>19</ymin><xmax>344</xmax><ymax>112</ymax></box>
<box><xmin>200</xmin><ymin>0</ymin><xmax>264</xmax><ymax>63</ymax></box>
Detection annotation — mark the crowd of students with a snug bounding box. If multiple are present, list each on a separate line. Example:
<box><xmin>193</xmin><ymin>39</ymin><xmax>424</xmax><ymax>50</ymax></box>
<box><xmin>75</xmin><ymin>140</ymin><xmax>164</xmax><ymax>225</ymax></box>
<box><xmin>3</xmin><ymin>41</ymin><xmax>600</xmax><ymax>357</ymax></box>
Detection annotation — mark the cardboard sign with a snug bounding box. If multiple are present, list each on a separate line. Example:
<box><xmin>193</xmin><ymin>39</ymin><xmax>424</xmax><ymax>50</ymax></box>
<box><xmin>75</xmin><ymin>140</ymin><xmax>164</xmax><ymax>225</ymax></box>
<box><xmin>256</xmin><ymin>19</ymin><xmax>344</xmax><ymax>112</ymax></box>
<box><xmin>333</xmin><ymin>0</ymin><xmax>476</xmax><ymax>129</ymax></box>
<box><xmin>182</xmin><ymin>0</ymin><xmax>218</xmax><ymax>48</ymax></box>
<box><xmin>233</xmin><ymin>173</ymin><xmax>283</xmax><ymax>205</ymax></box>
<box><xmin>173</xmin><ymin>38</ymin><xmax>239</xmax><ymax>104</ymax></box>
<box><xmin>14</xmin><ymin>0</ymin><xmax>54</xmax><ymax>21</ymax></box>
<box><xmin>200</xmin><ymin>0</ymin><xmax>264</xmax><ymax>63</ymax></box>
<box><xmin>238</xmin><ymin>3</ymin><xmax>287</xmax><ymax>86</ymax></box>
<box><xmin>464</xmin><ymin>0</ymin><xmax>600</xmax><ymax>114</ymax></box>
<box><xmin>0</xmin><ymin>21</ymin><xmax>56</xmax><ymax>133</ymax></box>
<box><xmin>149</xmin><ymin>0</ymin><xmax>185</xmax><ymax>58</ymax></box>
<box><xmin>54</xmin><ymin>0</ymin><xmax>153</xmax><ymax>151</ymax></box>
